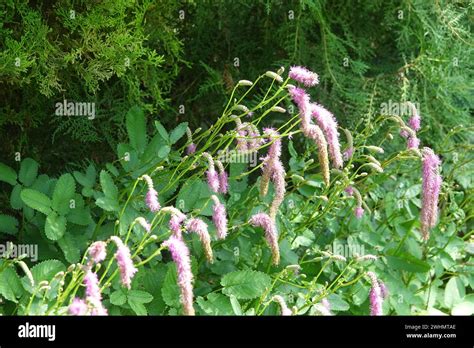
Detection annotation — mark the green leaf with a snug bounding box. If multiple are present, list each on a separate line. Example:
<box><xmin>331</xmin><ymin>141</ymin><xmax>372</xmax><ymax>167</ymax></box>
<box><xmin>161</xmin><ymin>264</ymin><xmax>181</xmax><ymax>308</ymax></box>
<box><xmin>0</xmin><ymin>162</ymin><xmax>17</xmax><ymax>185</ymax></box>
<box><xmin>19</xmin><ymin>158</ymin><xmax>39</xmax><ymax>186</ymax></box>
<box><xmin>128</xmin><ymin>298</ymin><xmax>148</xmax><ymax>315</ymax></box>
<box><xmin>126</xmin><ymin>106</ymin><xmax>147</xmax><ymax>153</ymax></box>
<box><xmin>229</xmin><ymin>295</ymin><xmax>242</xmax><ymax>315</ymax></box>
<box><xmin>176</xmin><ymin>178</ymin><xmax>204</xmax><ymax>212</ymax></box>
<box><xmin>95</xmin><ymin>196</ymin><xmax>119</xmax><ymax>212</ymax></box>
<box><xmin>110</xmin><ymin>289</ymin><xmax>127</xmax><ymax>306</ymax></box>
<box><xmin>0</xmin><ymin>214</ymin><xmax>19</xmax><ymax>235</ymax></box>
<box><xmin>52</xmin><ymin>173</ymin><xmax>76</xmax><ymax>215</ymax></box>
<box><xmin>327</xmin><ymin>293</ymin><xmax>350</xmax><ymax>311</ymax></box>
<box><xmin>386</xmin><ymin>252</ymin><xmax>430</xmax><ymax>273</ymax></box>
<box><xmin>100</xmin><ymin>170</ymin><xmax>118</xmax><ymax>199</ymax></box>
<box><xmin>66</xmin><ymin>208</ymin><xmax>93</xmax><ymax>225</ymax></box>
<box><xmin>20</xmin><ymin>188</ymin><xmax>52</xmax><ymax>215</ymax></box>
<box><xmin>128</xmin><ymin>290</ymin><xmax>153</xmax><ymax>304</ymax></box>
<box><xmin>221</xmin><ymin>270</ymin><xmax>271</xmax><ymax>300</ymax></box>
<box><xmin>169</xmin><ymin>122</ymin><xmax>188</xmax><ymax>144</ymax></box>
<box><xmin>197</xmin><ymin>293</ymin><xmax>233</xmax><ymax>315</ymax></box>
<box><xmin>445</xmin><ymin>277</ymin><xmax>464</xmax><ymax>309</ymax></box>
<box><xmin>158</xmin><ymin>144</ymin><xmax>171</xmax><ymax>159</ymax></box>
<box><xmin>22</xmin><ymin>260</ymin><xmax>65</xmax><ymax>293</ymax></box>
<box><xmin>45</xmin><ymin>212</ymin><xmax>67</xmax><ymax>240</ymax></box>
<box><xmin>57</xmin><ymin>234</ymin><xmax>80</xmax><ymax>263</ymax></box>
<box><xmin>0</xmin><ymin>267</ymin><xmax>23</xmax><ymax>303</ymax></box>
<box><xmin>10</xmin><ymin>184</ymin><xmax>23</xmax><ymax>210</ymax></box>
<box><xmin>451</xmin><ymin>295</ymin><xmax>474</xmax><ymax>315</ymax></box>
<box><xmin>154</xmin><ymin>120</ymin><xmax>169</xmax><ymax>142</ymax></box>
<box><xmin>73</xmin><ymin>164</ymin><xmax>96</xmax><ymax>188</ymax></box>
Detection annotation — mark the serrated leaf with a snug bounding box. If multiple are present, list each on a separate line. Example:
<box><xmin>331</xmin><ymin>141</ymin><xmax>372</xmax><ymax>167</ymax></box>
<box><xmin>158</xmin><ymin>144</ymin><xmax>171</xmax><ymax>159</ymax></box>
<box><xmin>66</xmin><ymin>208</ymin><xmax>93</xmax><ymax>225</ymax></box>
<box><xmin>0</xmin><ymin>162</ymin><xmax>17</xmax><ymax>185</ymax></box>
<box><xmin>161</xmin><ymin>264</ymin><xmax>182</xmax><ymax>308</ymax></box>
<box><xmin>0</xmin><ymin>266</ymin><xmax>23</xmax><ymax>303</ymax></box>
<box><xmin>52</xmin><ymin>173</ymin><xmax>75</xmax><ymax>215</ymax></box>
<box><xmin>100</xmin><ymin>170</ymin><xmax>118</xmax><ymax>199</ymax></box>
<box><xmin>0</xmin><ymin>214</ymin><xmax>18</xmax><ymax>235</ymax></box>
<box><xmin>154</xmin><ymin>121</ymin><xmax>169</xmax><ymax>141</ymax></box>
<box><xmin>126</xmin><ymin>106</ymin><xmax>147</xmax><ymax>153</ymax></box>
<box><xmin>169</xmin><ymin>122</ymin><xmax>188</xmax><ymax>144</ymax></box>
<box><xmin>19</xmin><ymin>158</ymin><xmax>38</xmax><ymax>186</ymax></box>
<box><xmin>176</xmin><ymin>178</ymin><xmax>205</xmax><ymax>212</ymax></box>
<box><xmin>21</xmin><ymin>260</ymin><xmax>65</xmax><ymax>293</ymax></box>
<box><xmin>128</xmin><ymin>290</ymin><xmax>153</xmax><ymax>304</ymax></box>
<box><xmin>221</xmin><ymin>270</ymin><xmax>271</xmax><ymax>300</ymax></box>
<box><xmin>57</xmin><ymin>234</ymin><xmax>80</xmax><ymax>263</ymax></box>
<box><xmin>129</xmin><ymin>298</ymin><xmax>148</xmax><ymax>315</ymax></box>
<box><xmin>45</xmin><ymin>212</ymin><xmax>67</xmax><ymax>240</ymax></box>
<box><xmin>95</xmin><ymin>196</ymin><xmax>119</xmax><ymax>212</ymax></box>
<box><xmin>20</xmin><ymin>188</ymin><xmax>52</xmax><ymax>215</ymax></box>
<box><xmin>110</xmin><ymin>290</ymin><xmax>127</xmax><ymax>306</ymax></box>
<box><xmin>197</xmin><ymin>293</ymin><xmax>233</xmax><ymax>315</ymax></box>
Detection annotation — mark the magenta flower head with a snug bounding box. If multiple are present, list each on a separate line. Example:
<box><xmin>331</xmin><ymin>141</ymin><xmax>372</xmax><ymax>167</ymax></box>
<box><xmin>406</xmin><ymin>102</ymin><xmax>421</xmax><ymax>132</ymax></box>
<box><xmin>186</xmin><ymin>143</ymin><xmax>197</xmax><ymax>155</ymax></box>
<box><xmin>216</xmin><ymin>160</ymin><xmax>228</xmax><ymax>194</ymax></box>
<box><xmin>69</xmin><ymin>298</ymin><xmax>88</xmax><ymax>316</ymax></box>
<box><xmin>87</xmin><ymin>241</ymin><xmax>107</xmax><ymax>264</ymax></box>
<box><xmin>288</xmin><ymin>86</ymin><xmax>311</xmax><ymax>127</ymax></box>
<box><xmin>289</xmin><ymin>66</ymin><xmax>319</xmax><ymax>87</ymax></box>
<box><xmin>110</xmin><ymin>236</ymin><xmax>137</xmax><ymax>289</ymax></box>
<box><xmin>311</xmin><ymin>103</ymin><xmax>343</xmax><ymax>169</ymax></box>
<box><xmin>249</xmin><ymin>212</ymin><xmax>280</xmax><ymax>265</ymax></box>
<box><xmin>84</xmin><ymin>270</ymin><xmax>101</xmax><ymax>300</ymax></box>
<box><xmin>211</xmin><ymin>195</ymin><xmax>228</xmax><ymax>240</ymax></box>
<box><xmin>185</xmin><ymin>218</ymin><xmax>213</xmax><ymax>263</ymax></box>
<box><xmin>407</xmin><ymin>136</ymin><xmax>420</xmax><ymax>150</ymax></box>
<box><xmin>162</xmin><ymin>235</ymin><xmax>195</xmax><ymax>315</ymax></box>
<box><xmin>420</xmin><ymin>147</ymin><xmax>442</xmax><ymax>240</ymax></box>
<box><xmin>141</xmin><ymin>174</ymin><xmax>160</xmax><ymax>212</ymax></box>
<box><xmin>161</xmin><ymin>206</ymin><xmax>187</xmax><ymax>238</ymax></box>
<box><xmin>366</xmin><ymin>271</ymin><xmax>383</xmax><ymax>316</ymax></box>
<box><xmin>202</xmin><ymin>152</ymin><xmax>220</xmax><ymax>193</ymax></box>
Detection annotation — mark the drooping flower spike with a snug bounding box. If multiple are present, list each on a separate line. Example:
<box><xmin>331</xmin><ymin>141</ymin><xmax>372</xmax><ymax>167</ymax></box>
<box><xmin>249</xmin><ymin>212</ymin><xmax>280</xmax><ymax>265</ymax></box>
<box><xmin>141</xmin><ymin>174</ymin><xmax>160</xmax><ymax>212</ymax></box>
<box><xmin>69</xmin><ymin>298</ymin><xmax>88</xmax><ymax>316</ymax></box>
<box><xmin>185</xmin><ymin>218</ymin><xmax>213</xmax><ymax>263</ymax></box>
<box><xmin>161</xmin><ymin>206</ymin><xmax>187</xmax><ymax>238</ymax></box>
<box><xmin>215</xmin><ymin>160</ymin><xmax>228</xmax><ymax>194</ymax></box>
<box><xmin>366</xmin><ymin>271</ymin><xmax>383</xmax><ymax>316</ymax></box>
<box><xmin>202</xmin><ymin>152</ymin><xmax>220</xmax><ymax>193</ymax></box>
<box><xmin>272</xmin><ymin>295</ymin><xmax>292</xmax><ymax>316</ymax></box>
<box><xmin>134</xmin><ymin>217</ymin><xmax>151</xmax><ymax>233</ymax></box>
<box><xmin>289</xmin><ymin>66</ymin><xmax>320</xmax><ymax>87</ymax></box>
<box><xmin>110</xmin><ymin>236</ymin><xmax>137</xmax><ymax>289</ymax></box>
<box><xmin>162</xmin><ymin>235</ymin><xmax>195</xmax><ymax>315</ymax></box>
<box><xmin>87</xmin><ymin>241</ymin><xmax>107</xmax><ymax>265</ymax></box>
<box><xmin>185</xmin><ymin>127</ymin><xmax>197</xmax><ymax>155</ymax></box>
<box><xmin>211</xmin><ymin>195</ymin><xmax>228</xmax><ymax>240</ymax></box>
<box><xmin>420</xmin><ymin>147</ymin><xmax>442</xmax><ymax>240</ymax></box>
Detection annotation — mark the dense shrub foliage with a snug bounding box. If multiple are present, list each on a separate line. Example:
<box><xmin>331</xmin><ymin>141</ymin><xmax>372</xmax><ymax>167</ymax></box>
<box><xmin>0</xmin><ymin>0</ymin><xmax>472</xmax><ymax>316</ymax></box>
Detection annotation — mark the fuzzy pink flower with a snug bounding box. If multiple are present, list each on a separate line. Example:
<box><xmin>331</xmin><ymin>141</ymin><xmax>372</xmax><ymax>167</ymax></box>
<box><xmin>186</xmin><ymin>143</ymin><xmax>197</xmax><ymax>155</ymax></box>
<box><xmin>269</xmin><ymin>160</ymin><xmax>286</xmax><ymax>220</ymax></box>
<box><xmin>420</xmin><ymin>147</ymin><xmax>442</xmax><ymax>240</ymax></box>
<box><xmin>289</xmin><ymin>66</ymin><xmax>319</xmax><ymax>87</ymax></box>
<box><xmin>345</xmin><ymin>186</ymin><xmax>354</xmax><ymax>196</ymax></box>
<box><xmin>272</xmin><ymin>295</ymin><xmax>292</xmax><ymax>316</ymax></box>
<box><xmin>407</xmin><ymin>102</ymin><xmax>421</xmax><ymax>132</ymax></box>
<box><xmin>83</xmin><ymin>270</ymin><xmax>101</xmax><ymax>300</ymax></box>
<box><xmin>407</xmin><ymin>136</ymin><xmax>420</xmax><ymax>150</ymax></box>
<box><xmin>216</xmin><ymin>160</ymin><xmax>228</xmax><ymax>194</ymax></box>
<box><xmin>343</xmin><ymin>147</ymin><xmax>354</xmax><ymax>160</ymax></box>
<box><xmin>162</xmin><ymin>235</ymin><xmax>195</xmax><ymax>315</ymax></box>
<box><xmin>211</xmin><ymin>195</ymin><xmax>228</xmax><ymax>240</ymax></box>
<box><xmin>142</xmin><ymin>175</ymin><xmax>160</xmax><ymax>212</ymax></box>
<box><xmin>367</xmin><ymin>271</ymin><xmax>383</xmax><ymax>316</ymax></box>
<box><xmin>110</xmin><ymin>236</ymin><xmax>137</xmax><ymax>289</ymax></box>
<box><xmin>203</xmin><ymin>153</ymin><xmax>220</xmax><ymax>193</ymax></box>
<box><xmin>249</xmin><ymin>212</ymin><xmax>280</xmax><ymax>265</ymax></box>
<box><xmin>185</xmin><ymin>218</ymin><xmax>213</xmax><ymax>263</ymax></box>
<box><xmin>379</xmin><ymin>282</ymin><xmax>389</xmax><ymax>299</ymax></box>
<box><xmin>355</xmin><ymin>206</ymin><xmax>364</xmax><ymax>219</ymax></box>
<box><xmin>135</xmin><ymin>217</ymin><xmax>151</xmax><ymax>233</ymax></box>
<box><xmin>88</xmin><ymin>241</ymin><xmax>107</xmax><ymax>264</ymax></box>
<box><xmin>288</xmin><ymin>86</ymin><xmax>312</xmax><ymax>127</ymax></box>
<box><xmin>312</xmin><ymin>103</ymin><xmax>343</xmax><ymax>169</ymax></box>
<box><xmin>69</xmin><ymin>298</ymin><xmax>88</xmax><ymax>316</ymax></box>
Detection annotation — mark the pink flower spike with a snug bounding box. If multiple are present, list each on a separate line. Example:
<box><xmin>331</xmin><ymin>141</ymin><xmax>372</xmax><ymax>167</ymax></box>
<box><xmin>69</xmin><ymin>298</ymin><xmax>88</xmax><ymax>316</ymax></box>
<box><xmin>420</xmin><ymin>147</ymin><xmax>442</xmax><ymax>240</ymax></box>
<box><xmin>83</xmin><ymin>270</ymin><xmax>102</xmax><ymax>301</ymax></box>
<box><xmin>355</xmin><ymin>206</ymin><xmax>364</xmax><ymax>219</ymax></box>
<box><xmin>249</xmin><ymin>212</ymin><xmax>280</xmax><ymax>265</ymax></box>
<box><xmin>407</xmin><ymin>136</ymin><xmax>420</xmax><ymax>150</ymax></box>
<box><xmin>312</xmin><ymin>103</ymin><xmax>343</xmax><ymax>169</ymax></box>
<box><xmin>367</xmin><ymin>271</ymin><xmax>383</xmax><ymax>316</ymax></box>
<box><xmin>145</xmin><ymin>188</ymin><xmax>161</xmax><ymax>212</ymax></box>
<box><xmin>185</xmin><ymin>218</ymin><xmax>213</xmax><ymax>263</ymax></box>
<box><xmin>162</xmin><ymin>236</ymin><xmax>195</xmax><ymax>315</ymax></box>
<box><xmin>289</xmin><ymin>66</ymin><xmax>319</xmax><ymax>87</ymax></box>
<box><xmin>88</xmin><ymin>241</ymin><xmax>107</xmax><ymax>264</ymax></box>
<box><xmin>186</xmin><ymin>143</ymin><xmax>197</xmax><ymax>155</ymax></box>
<box><xmin>110</xmin><ymin>236</ymin><xmax>137</xmax><ymax>289</ymax></box>
<box><xmin>211</xmin><ymin>195</ymin><xmax>228</xmax><ymax>240</ymax></box>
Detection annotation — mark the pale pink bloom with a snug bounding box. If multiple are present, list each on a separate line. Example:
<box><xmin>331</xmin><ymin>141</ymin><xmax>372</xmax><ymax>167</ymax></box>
<box><xmin>420</xmin><ymin>147</ymin><xmax>442</xmax><ymax>240</ymax></box>
<box><xmin>185</xmin><ymin>218</ymin><xmax>213</xmax><ymax>263</ymax></box>
<box><xmin>312</xmin><ymin>103</ymin><xmax>343</xmax><ymax>169</ymax></box>
<box><xmin>408</xmin><ymin>116</ymin><xmax>421</xmax><ymax>132</ymax></box>
<box><xmin>211</xmin><ymin>195</ymin><xmax>228</xmax><ymax>240</ymax></box>
<box><xmin>110</xmin><ymin>236</ymin><xmax>137</xmax><ymax>289</ymax></box>
<box><xmin>367</xmin><ymin>271</ymin><xmax>383</xmax><ymax>316</ymax></box>
<box><xmin>379</xmin><ymin>282</ymin><xmax>389</xmax><ymax>299</ymax></box>
<box><xmin>142</xmin><ymin>175</ymin><xmax>160</xmax><ymax>212</ymax></box>
<box><xmin>162</xmin><ymin>235</ymin><xmax>195</xmax><ymax>315</ymax></box>
<box><xmin>355</xmin><ymin>206</ymin><xmax>364</xmax><ymax>219</ymax></box>
<box><xmin>272</xmin><ymin>295</ymin><xmax>292</xmax><ymax>316</ymax></box>
<box><xmin>216</xmin><ymin>161</ymin><xmax>228</xmax><ymax>194</ymax></box>
<box><xmin>135</xmin><ymin>217</ymin><xmax>151</xmax><ymax>233</ymax></box>
<box><xmin>289</xmin><ymin>66</ymin><xmax>319</xmax><ymax>87</ymax></box>
<box><xmin>249</xmin><ymin>212</ymin><xmax>280</xmax><ymax>265</ymax></box>
<box><xmin>203</xmin><ymin>153</ymin><xmax>220</xmax><ymax>193</ymax></box>
<box><xmin>88</xmin><ymin>241</ymin><xmax>107</xmax><ymax>264</ymax></box>
<box><xmin>83</xmin><ymin>270</ymin><xmax>101</xmax><ymax>301</ymax></box>
<box><xmin>407</xmin><ymin>136</ymin><xmax>420</xmax><ymax>150</ymax></box>
<box><xmin>343</xmin><ymin>147</ymin><xmax>354</xmax><ymax>160</ymax></box>
<box><xmin>186</xmin><ymin>143</ymin><xmax>197</xmax><ymax>155</ymax></box>
<box><xmin>69</xmin><ymin>298</ymin><xmax>88</xmax><ymax>316</ymax></box>
<box><xmin>288</xmin><ymin>86</ymin><xmax>311</xmax><ymax>127</ymax></box>
<box><xmin>345</xmin><ymin>186</ymin><xmax>354</xmax><ymax>196</ymax></box>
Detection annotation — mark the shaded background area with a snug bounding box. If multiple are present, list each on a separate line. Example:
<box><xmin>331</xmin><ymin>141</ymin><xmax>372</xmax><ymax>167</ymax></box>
<box><xmin>0</xmin><ymin>0</ymin><xmax>472</xmax><ymax>175</ymax></box>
